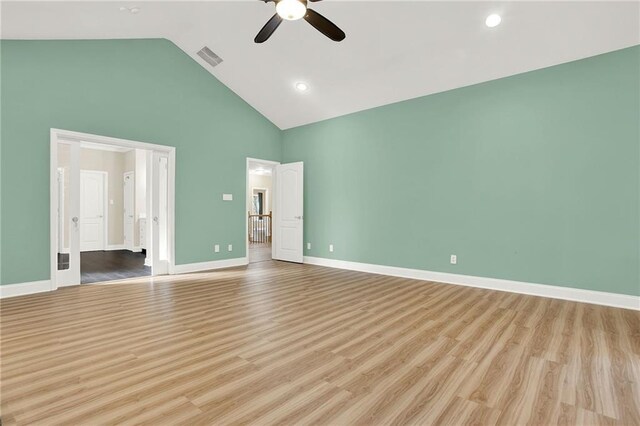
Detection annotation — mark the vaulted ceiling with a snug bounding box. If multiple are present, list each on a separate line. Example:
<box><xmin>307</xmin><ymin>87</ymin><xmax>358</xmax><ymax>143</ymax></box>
<box><xmin>2</xmin><ymin>1</ymin><xmax>639</xmax><ymax>129</ymax></box>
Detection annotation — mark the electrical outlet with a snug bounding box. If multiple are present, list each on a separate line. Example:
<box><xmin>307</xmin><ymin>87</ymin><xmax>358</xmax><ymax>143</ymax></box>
<box><xmin>214</xmin><ymin>244</ymin><xmax>220</xmax><ymax>253</ymax></box>
<box><xmin>329</xmin><ymin>244</ymin><xmax>334</xmax><ymax>253</ymax></box>
<box><xmin>228</xmin><ymin>244</ymin><xmax>233</xmax><ymax>252</ymax></box>
<box><xmin>450</xmin><ymin>254</ymin><xmax>457</xmax><ymax>265</ymax></box>
<box><xmin>307</xmin><ymin>243</ymin><xmax>311</xmax><ymax>250</ymax></box>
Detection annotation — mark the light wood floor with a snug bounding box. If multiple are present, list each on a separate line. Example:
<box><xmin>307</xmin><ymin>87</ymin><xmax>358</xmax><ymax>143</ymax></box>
<box><xmin>1</xmin><ymin>260</ymin><xmax>639</xmax><ymax>425</ymax></box>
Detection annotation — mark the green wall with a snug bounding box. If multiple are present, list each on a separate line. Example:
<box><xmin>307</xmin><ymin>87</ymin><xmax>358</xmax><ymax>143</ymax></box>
<box><xmin>283</xmin><ymin>46</ymin><xmax>640</xmax><ymax>296</ymax></box>
<box><xmin>0</xmin><ymin>39</ymin><xmax>282</xmax><ymax>285</ymax></box>
<box><xmin>2</xmin><ymin>40</ymin><xmax>638</xmax><ymax>296</ymax></box>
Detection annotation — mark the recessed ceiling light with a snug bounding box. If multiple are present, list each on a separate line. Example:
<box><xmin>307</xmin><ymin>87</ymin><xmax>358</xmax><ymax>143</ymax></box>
<box><xmin>485</xmin><ymin>14</ymin><xmax>501</xmax><ymax>28</ymax></box>
<box><xmin>120</xmin><ymin>6</ymin><xmax>140</xmax><ymax>14</ymax></box>
<box><xmin>295</xmin><ymin>82</ymin><xmax>309</xmax><ymax>92</ymax></box>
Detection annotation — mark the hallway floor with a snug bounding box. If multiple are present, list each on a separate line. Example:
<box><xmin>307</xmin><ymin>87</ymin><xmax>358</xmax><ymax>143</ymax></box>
<box><xmin>81</xmin><ymin>250</ymin><xmax>150</xmax><ymax>283</ymax></box>
<box><xmin>58</xmin><ymin>250</ymin><xmax>151</xmax><ymax>284</ymax></box>
<box><xmin>249</xmin><ymin>242</ymin><xmax>271</xmax><ymax>263</ymax></box>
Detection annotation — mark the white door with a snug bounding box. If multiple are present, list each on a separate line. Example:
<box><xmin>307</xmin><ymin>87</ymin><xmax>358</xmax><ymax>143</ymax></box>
<box><xmin>80</xmin><ymin>171</ymin><xmax>106</xmax><ymax>252</ymax></box>
<box><xmin>123</xmin><ymin>172</ymin><xmax>134</xmax><ymax>251</ymax></box>
<box><xmin>151</xmin><ymin>152</ymin><xmax>170</xmax><ymax>274</ymax></box>
<box><xmin>57</xmin><ymin>142</ymin><xmax>81</xmax><ymax>287</ymax></box>
<box><xmin>273</xmin><ymin>162</ymin><xmax>304</xmax><ymax>263</ymax></box>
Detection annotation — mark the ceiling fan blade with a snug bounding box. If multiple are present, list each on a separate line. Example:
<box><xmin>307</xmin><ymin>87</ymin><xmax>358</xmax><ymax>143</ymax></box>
<box><xmin>254</xmin><ymin>13</ymin><xmax>283</xmax><ymax>43</ymax></box>
<box><xmin>304</xmin><ymin>9</ymin><xmax>345</xmax><ymax>42</ymax></box>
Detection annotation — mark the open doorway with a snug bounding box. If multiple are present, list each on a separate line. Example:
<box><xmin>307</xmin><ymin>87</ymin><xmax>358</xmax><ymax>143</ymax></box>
<box><xmin>247</xmin><ymin>158</ymin><xmax>278</xmax><ymax>263</ymax></box>
<box><xmin>51</xmin><ymin>129</ymin><xmax>175</xmax><ymax>289</ymax></box>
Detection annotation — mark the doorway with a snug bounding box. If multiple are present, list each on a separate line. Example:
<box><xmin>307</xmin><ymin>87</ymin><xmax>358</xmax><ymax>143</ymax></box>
<box><xmin>246</xmin><ymin>158</ymin><xmax>305</xmax><ymax>264</ymax></box>
<box><xmin>247</xmin><ymin>159</ymin><xmax>277</xmax><ymax>263</ymax></box>
<box><xmin>51</xmin><ymin>129</ymin><xmax>175</xmax><ymax>288</ymax></box>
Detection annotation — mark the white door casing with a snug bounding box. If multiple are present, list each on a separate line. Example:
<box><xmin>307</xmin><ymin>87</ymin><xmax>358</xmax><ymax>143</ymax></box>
<box><xmin>124</xmin><ymin>172</ymin><xmax>135</xmax><ymax>251</ymax></box>
<box><xmin>273</xmin><ymin>162</ymin><xmax>304</xmax><ymax>263</ymax></box>
<box><xmin>151</xmin><ymin>152</ymin><xmax>170</xmax><ymax>274</ymax></box>
<box><xmin>56</xmin><ymin>142</ymin><xmax>81</xmax><ymax>287</ymax></box>
<box><xmin>57</xmin><ymin>168</ymin><xmax>65</xmax><ymax>253</ymax></box>
<box><xmin>80</xmin><ymin>171</ymin><xmax>106</xmax><ymax>252</ymax></box>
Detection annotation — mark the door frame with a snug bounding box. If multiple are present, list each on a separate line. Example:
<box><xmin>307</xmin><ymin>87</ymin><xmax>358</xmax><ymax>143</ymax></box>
<box><xmin>79</xmin><ymin>170</ymin><xmax>108</xmax><ymax>252</ymax></box>
<box><xmin>50</xmin><ymin>128</ymin><xmax>176</xmax><ymax>290</ymax></box>
<box><xmin>246</xmin><ymin>157</ymin><xmax>280</xmax><ymax>261</ymax></box>
<box><xmin>57</xmin><ymin>167</ymin><xmax>66</xmax><ymax>253</ymax></box>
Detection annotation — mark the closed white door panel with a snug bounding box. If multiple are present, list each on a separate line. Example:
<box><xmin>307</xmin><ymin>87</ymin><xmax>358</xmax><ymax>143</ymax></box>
<box><xmin>80</xmin><ymin>171</ymin><xmax>105</xmax><ymax>252</ymax></box>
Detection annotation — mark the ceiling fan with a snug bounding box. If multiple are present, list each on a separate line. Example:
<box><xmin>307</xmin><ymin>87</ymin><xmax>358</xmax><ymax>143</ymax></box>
<box><xmin>255</xmin><ymin>0</ymin><xmax>346</xmax><ymax>43</ymax></box>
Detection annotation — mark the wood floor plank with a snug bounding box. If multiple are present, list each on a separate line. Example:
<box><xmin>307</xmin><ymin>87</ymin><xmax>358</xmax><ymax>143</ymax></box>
<box><xmin>1</xmin><ymin>260</ymin><xmax>638</xmax><ymax>425</ymax></box>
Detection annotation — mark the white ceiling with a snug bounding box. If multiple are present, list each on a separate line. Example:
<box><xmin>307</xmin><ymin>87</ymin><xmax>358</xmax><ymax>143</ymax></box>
<box><xmin>248</xmin><ymin>159</ymin><xmax>274</xmax><ymax>175</ymax></box>
<box><xmin>2</xmin><ymin>1</ymin><xmax>639</xmax><ymax>129</ymax></box>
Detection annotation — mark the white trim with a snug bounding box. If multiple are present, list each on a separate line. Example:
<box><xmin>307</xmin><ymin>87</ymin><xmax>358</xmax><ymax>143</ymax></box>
<box><xmin>50</xmin><ymin>136</ymin><xmax>59</xmax><ymax>290</ymax></box>
<box><xmin>131</xmin><ymin>246</ymin><xmax>143</xmax><ymax>253</ymax></box>
<box><xmin>54</xmin><ymin>128</ymin><xmax>175</xmax><ymax>154</ymax></box>
<box><xmin>57</xmin><ymin>167</ymin><xmax>65</xmax><ymax>252</ymax></box>
<box><xmin>105</xmin><ymin>244</ymin><xmax>126</xmax><ymax>251</ymax></box>
<box><xmin>0</xmin><ymin>280</ymin><xmax>52</xmax><ymax>299</ymax></box>
<box><xmin>173</xmin><ymin>257</ymin><xmax>248</xmax><ymax>275</ymax></box>
<box><xmin>246</xmin><ymin>158</ymin><xmax>280</xmax><ymax>262</ymax></box>
<box><xmin>303</xmin><ymin>256</ymin><xmax>640</xmax><ymax>311</ymax></box>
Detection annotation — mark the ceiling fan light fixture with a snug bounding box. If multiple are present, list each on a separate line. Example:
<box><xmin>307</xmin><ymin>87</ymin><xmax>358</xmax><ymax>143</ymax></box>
<box><xmin>485</xmin><ymin>14</ymin><xmax>502</xmax><ymax>28</ymax></box>
<box><xmin>276</xmin><ymin>0</ymin><xmax>307</xmax><ymax>21</ymax></box>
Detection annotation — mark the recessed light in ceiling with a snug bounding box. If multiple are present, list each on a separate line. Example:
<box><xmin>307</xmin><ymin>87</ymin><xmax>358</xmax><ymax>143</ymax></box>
<box><xmin>295</xmin><ymin>82</ymin><xmax>309</xmax><ymax>92</ymax></box>
<box><xmin>120</xmin><ymin>6</ymin><xmax>140</xmax><ymax>14</ymax></box>
<box><xmin>485</xmin><ymin>14</ymin><xmax>502</xmax><ymax>28</ymax></box>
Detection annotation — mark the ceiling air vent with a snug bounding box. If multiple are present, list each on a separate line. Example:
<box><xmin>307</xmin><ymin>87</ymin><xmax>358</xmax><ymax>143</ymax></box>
<box><xmin>197</xmin><ymin>46</ymin><xmax>223</xmax><ymax>68</ymax></box>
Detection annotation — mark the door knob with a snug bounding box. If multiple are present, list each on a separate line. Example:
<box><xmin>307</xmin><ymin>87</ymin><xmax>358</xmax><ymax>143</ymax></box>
<box><xmin>72</xmin><ymin>217</ymin><xmax>79</xmax><ymax>227</ymax></box>
<box><xmin>153</xmin><ymin>216</ymin><xmax>159</xmax><ymax>223</ymax></box>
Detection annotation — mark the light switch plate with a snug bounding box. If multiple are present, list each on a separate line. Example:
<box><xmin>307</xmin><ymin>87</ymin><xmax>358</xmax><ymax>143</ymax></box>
<box><xmin>228</xmin><ymin>244</ymin><xmax>233</xmax><ymax>252</ymax></box>
<box><xmin>222</xmin><ymin>194</ymin><xmax>233</xmax><ymax>201</ymax></box>
<box><xmin>214</xmin><ymin>245</ymin><xmax>220</xmax><ymax>253</ymax></box>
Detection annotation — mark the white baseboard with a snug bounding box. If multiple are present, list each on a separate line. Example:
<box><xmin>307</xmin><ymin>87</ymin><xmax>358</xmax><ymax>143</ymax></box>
<box><xmin>105</xmin><ymin>245</ymin><xmax>126</xmax><ymax>251</ymax></box>
<box><xmin>0</xmin><ymin>280</ymin><xmax>53</xmax><ymax>299</ymax></box>
<box><xmin>303</xmin><ymin>257</ymin><xmax>640</xmax><ymax>311</ymax></box>
<box><xmin>174</xmin><ymin>257</ymin><xmax>248</xmax><ymax>274</ymax></box>
<box><xmin>131</xmin><ymin>246</ymin><xmax>143</xmax><ymax>253</ymax></box>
